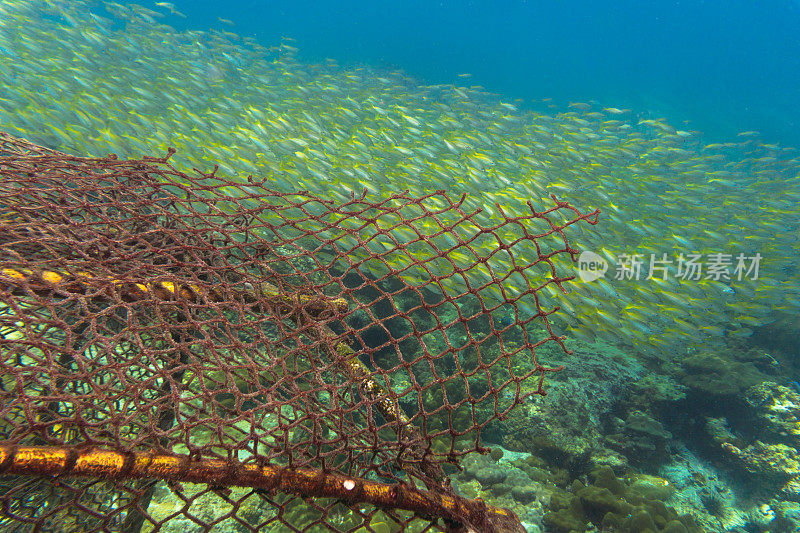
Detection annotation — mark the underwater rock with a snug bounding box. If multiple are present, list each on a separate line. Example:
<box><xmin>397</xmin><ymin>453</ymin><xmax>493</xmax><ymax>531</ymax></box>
<box><xmin>512</xmin><ymin>455</ymin><xmax>571</xmax><ymax>488</ymax></box>
<box><xmin>626</xmin><ymin>373</ymin><xmax>687</xmax><ymax>412</ymax></box>
<box><xmin>612</xmin><ymin>509</ymin><xmax>656</xmax><ymax>532</ymax></box>
<box><xmin>780</xmin><ymin>475</ymin><xmax>800</xmax><ymax>502</ymax></box>
<box><xmin>704</xmin><ymin>416</ymin><xmax>745</xmax><ymax>448</ymax></box>
<box><xmin>592</xmin><ymin>465</ymin><xmax>627</xmax><ymax>496</ymax></box>
<box><xmin>741</xmin><ymin>503</ymin><xmax>777</xmax><ymax>532</ymax></box>
<box><xmin>511</xmin><ymin>485</ymin><xmax>538</xmax><ymax>505</ymax></box>
<box><xmin>489</xmin><ymin>447</ymin><xmax>504</xmax><ymax>461</ymax></box>
<box><xmin>491</xmin><ymin>482</ymin><xmax>513</xmax><ymax>497</ymax></box>
<box><xmin>517</xmin><ymin>462</ymin><xmax>551</xmax><ymax>485</ymax></box>
<box><xmin>745</xmin><ymin>381</ymin><xmax>800</xmax><ymax>444</ymax></box>
<box><xmin>680</xmin><ymin>351</ymin><xmax>773</xmax><ymax>402</ymax></box>
<box><xmin>541</xmin><ymin>506</ymin><xmax>587</xmax><ymax>533</ymax></box>
<box><xmin>661</xmin><ymin>520</ymin><xmax>690</xmax><ymax>533</ymax></box>
<box><xmin>604</xmin><ymin>410</ymin><xmax>673</xmax><ymax>467</ymax></box>
<box><xmin>521</xmin><ymin>435</ymin><xmax>594</xmax><ymax>474</ymax></box>
<box><xmin>770</xmin><ymin>500</ymin><xmax>800</xmax><ymax>531</ymax></box>
<box><xmin>455</xmin><ymin>479</ymin><xmax>482</xmax><ymax>500</ymax></box>
<box><xmin>541</xmin><ymin>466</ymin><xmax>702</xmax><ymax>533</ymax></box>
<box><xmin>587</xmin><ymin>447</ymin><xmax>629</xmax><ymax>472</ymax></box>
<box><xmin>627</xmin><ymin>473</ymin><xmax>677</xmax><ymax>501</ymax></box>
<box><xmin>455</xmin><ymin>450</ymin><xmax>554</xmax><ymax>527</ymax></box>
<box><xmin>721</xmin><ymin>440</ymin><xmax>800</xmax><ymax>482</ymax></box>
<box><xmin>504</xmin><ymin>342</ymin><xmax>644</xmax><ymax>473</ymax></box>
<box><xmin>474</xmin><ymin>466</ymin><xmax>507</xmax><ymax>487</ymax></box>
<box><xmin>459</xmin><ymin>449</ymin><xmax>547</xmax><ymax>505</ymax></box>
<box><xmin>626</xmin><ymin>410</ymin><xmax>673</xmax><ymax>440</ymax></box>
<box><xmin>703</xmin><ymin>385</ymin><xmax>800</xmax><ymax>497</ymax></box>
<box><xmin>578</xmin><ymin>485</ymin><xmax>631</xmax><ymax>520</ymax></box>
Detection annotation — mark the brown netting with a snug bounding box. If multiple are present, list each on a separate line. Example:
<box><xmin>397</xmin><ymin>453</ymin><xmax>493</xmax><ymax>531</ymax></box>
<box><xmin>0</xmin><ymin>132</ymin><xmax>598</xmax><ymax>532</ymax></box>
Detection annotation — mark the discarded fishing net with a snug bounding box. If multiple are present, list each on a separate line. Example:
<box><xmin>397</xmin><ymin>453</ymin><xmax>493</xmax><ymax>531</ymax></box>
<box><xmin>0</xmin><ymin>132</ymin><xmax>597</xmax><ymax>532</ymax></box>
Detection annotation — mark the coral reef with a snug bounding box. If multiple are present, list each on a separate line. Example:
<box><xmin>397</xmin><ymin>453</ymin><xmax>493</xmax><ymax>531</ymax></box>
<box><xmin>605</xmin><ymin>410</ymin><xmax>674</xmax><ymax>467</ymax></box>
<box><xmin>541</xmin><ymin>466</ymin><xmax>700</xmax><ymax>533</ymax></box>
<box><xmin>502</xmin><ymin>340</ymin><xmax>645</xmax><ymax>473</ymax></box>
<box><xmin>456</xmin><ymin>449</ymin><xmax>554</xmax><ymax>528</ymax></box>
<box><xmin>679</xmin><ymin>350</ymin><xmax>778</xmax><ymax>403</ymax></box>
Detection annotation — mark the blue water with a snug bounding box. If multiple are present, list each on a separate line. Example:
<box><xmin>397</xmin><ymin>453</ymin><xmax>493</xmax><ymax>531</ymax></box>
<box><xmin>159</xmin><ymin>0</ymin><xmax>800</xmax><ymax>147</ymax></box>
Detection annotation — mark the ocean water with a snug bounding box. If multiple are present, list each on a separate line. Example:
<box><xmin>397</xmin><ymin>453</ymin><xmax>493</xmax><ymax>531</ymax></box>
<box><xmin>174</xmin><ymin>0</ymin><xmax>800</xmax><ymax>147</ymax></box>
<box><xmin>0</xmin><ymin>0</ymin><xmax>800</xmax><ymax>532</ymax></box>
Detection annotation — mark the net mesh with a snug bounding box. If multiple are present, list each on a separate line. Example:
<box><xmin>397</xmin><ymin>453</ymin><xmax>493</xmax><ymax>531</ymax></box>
<box><xmin>0</xmin><ymin>133</ymin><xmax>598</xmax><ymax>532</ymax></box>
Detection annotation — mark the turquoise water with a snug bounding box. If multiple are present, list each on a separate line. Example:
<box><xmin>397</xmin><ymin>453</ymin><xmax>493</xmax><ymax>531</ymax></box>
<box><xmin>174</xmin><ymin>0</ymin><xmax>800</xmax><ymax>147</ymax></box>
<box><xmin>1</xmin><ymin>1</ymin><xmax>800</xmax><ymax>531</ymax></box>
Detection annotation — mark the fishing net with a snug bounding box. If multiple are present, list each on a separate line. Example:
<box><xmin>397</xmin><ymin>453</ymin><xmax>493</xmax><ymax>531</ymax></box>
<box><xmin>0</xmin><ymin>133</ymin><xmax>597</xmax><ymax>532</ymax></box>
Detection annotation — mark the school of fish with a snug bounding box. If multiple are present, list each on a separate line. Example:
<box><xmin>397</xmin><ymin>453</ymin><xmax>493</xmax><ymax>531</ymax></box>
<box><xmin>1</xmin><ymin>0</ymin><xmax>798</xmax><ymax>356</ymax></box>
